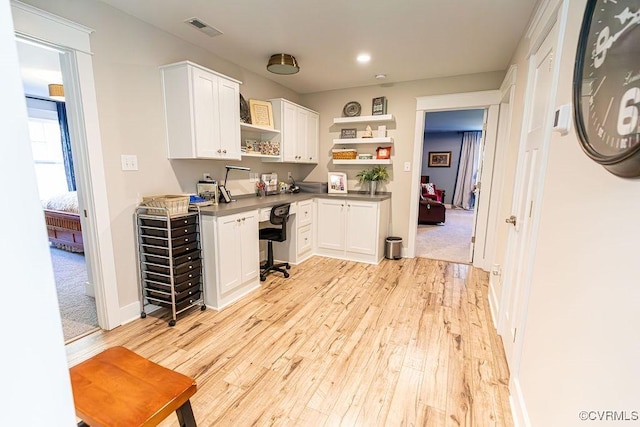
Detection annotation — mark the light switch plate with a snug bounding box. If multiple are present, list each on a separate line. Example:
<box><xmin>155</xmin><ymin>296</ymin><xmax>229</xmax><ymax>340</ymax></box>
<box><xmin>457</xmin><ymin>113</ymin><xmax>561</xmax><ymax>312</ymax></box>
<box><xmin>403</xmin><ymin>161</ymin><xmax>411</xmax><ymax>172</ymax></box>
<box><xmin>121</xmin><ymin>154</ymin><xmax>138</xmax><ymax>171</ymax></box>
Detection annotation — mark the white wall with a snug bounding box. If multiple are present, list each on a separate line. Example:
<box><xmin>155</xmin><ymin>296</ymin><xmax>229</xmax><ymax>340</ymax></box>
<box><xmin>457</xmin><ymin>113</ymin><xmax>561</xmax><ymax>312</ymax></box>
<box><xmin>0</xmin><ymin>0</ymin><xmax>75</xmax><ymax>423</ymax></box>
<box><xmin>506</xmin><ymin>0</ymin><xmax>640</xmax><ymax>424</ymax></box>
<box><xmin>300</xmin><ymin>72</ymin><xmax>504</xmax><ymax>242</ymax></box>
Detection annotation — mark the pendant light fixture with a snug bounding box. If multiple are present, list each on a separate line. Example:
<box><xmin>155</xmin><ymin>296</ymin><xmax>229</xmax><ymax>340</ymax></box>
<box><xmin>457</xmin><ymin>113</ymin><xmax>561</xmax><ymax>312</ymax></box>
<box><xmin>267</xmin><ymin>53</ymin><xmax>299</xmax><ymax>75</ymax></box>
<box><xmin>48</xmin><ymin>83</ymin><xmax>65</xmax><ymax>101</ymax></box>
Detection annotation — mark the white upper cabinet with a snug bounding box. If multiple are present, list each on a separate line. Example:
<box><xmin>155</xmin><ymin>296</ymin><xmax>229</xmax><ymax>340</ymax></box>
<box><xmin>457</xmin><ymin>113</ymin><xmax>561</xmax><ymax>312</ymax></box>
<box><xmin>267</xmin><ymin>98</ymin><xmax>319</xmax><ymax>164</ymax></box>
<box><xmin>161</xmin><ymin>61</ymin><xmax>241</xmax><ymax>160</ymax></box>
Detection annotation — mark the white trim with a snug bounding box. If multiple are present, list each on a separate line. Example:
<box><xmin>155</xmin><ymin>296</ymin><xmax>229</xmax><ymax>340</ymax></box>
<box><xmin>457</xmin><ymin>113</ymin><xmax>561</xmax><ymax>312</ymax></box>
<box><xmin>410</xmin><ymin>90</ymin><xmax>500</xmax><ymax>267</ymax></box>
<box><xmin>12</xmin><ymin>2</ymin><xmax>121</xmax><ymax>330</ymax></box>
<box><xmin>509</xmin><ymin>377</ymin><xmax>531</xmax><ymax>427</ymax></box>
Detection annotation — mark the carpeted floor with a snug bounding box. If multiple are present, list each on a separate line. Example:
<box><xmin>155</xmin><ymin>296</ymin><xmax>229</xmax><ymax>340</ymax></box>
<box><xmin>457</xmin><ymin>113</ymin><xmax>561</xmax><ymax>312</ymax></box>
<box><xmin>50</xmin><ymin>247</ymin><xmax>98</xmax><ymax>342</ymax></box>
<box><xmin>416</xmin><ymin>207</ymin><xmax>474</xmax><ymax>264</ymax></box>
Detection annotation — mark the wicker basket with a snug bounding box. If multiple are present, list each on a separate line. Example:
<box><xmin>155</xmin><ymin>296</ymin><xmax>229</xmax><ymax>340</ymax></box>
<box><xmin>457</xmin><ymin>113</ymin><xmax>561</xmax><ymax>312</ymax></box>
<box><xmin>142</xmin><ymin>195</ymin><xmax>190</xmax><ymax>216</ymax></box>
<box><xmin>332</xmin><ymin>149</ymin><xmax>357</xmax><ymax>160</ymax></box>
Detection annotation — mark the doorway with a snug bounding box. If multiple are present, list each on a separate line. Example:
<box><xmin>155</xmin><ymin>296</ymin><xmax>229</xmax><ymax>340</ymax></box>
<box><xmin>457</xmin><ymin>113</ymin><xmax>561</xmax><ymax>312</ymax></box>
<box><xmin>18</xmin><ymin>39</ymin><xmax>99</xmax><ymax>342</ymax></box>
<box><xmin>416</xmin><ymin>109</ymin><xmax>485</xmax><ymax>264</ymax></box>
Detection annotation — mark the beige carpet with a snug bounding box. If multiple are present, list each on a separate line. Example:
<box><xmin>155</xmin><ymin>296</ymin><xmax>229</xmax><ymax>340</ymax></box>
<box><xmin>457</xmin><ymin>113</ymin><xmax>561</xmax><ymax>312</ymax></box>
<box><xmin>416</xmin><ymin>208</ymin><xmax>474</xmax><ymax>264</ymax></box>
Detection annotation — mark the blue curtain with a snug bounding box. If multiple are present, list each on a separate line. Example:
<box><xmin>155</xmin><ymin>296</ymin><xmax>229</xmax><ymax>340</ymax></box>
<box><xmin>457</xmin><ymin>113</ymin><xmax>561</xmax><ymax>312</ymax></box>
<box><xmin>56</xmin><ymin>101</ymin><xmax>76</xmax><ymax>191</ymax></box>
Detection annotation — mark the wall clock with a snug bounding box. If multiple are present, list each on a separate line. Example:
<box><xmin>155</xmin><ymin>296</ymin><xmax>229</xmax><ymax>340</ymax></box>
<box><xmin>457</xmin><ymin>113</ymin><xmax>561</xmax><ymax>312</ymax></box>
<box><xmin>573</xmin><ymin>0</ymin><xmax>640</xmax><ymax>177</ymax></box>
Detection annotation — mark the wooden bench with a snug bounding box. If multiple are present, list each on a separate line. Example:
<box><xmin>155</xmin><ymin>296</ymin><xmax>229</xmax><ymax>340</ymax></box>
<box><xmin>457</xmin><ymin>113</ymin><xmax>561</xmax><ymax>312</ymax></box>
<box><xmin>69</xmin><ymin>346</ymin><xmax>197</xmax><ymax>426</ymax></box>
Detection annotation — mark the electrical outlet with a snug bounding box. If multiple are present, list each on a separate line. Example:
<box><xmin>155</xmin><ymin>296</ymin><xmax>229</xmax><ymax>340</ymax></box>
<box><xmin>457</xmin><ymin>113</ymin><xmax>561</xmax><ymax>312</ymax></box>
<box><xmin>287</xmin><ymin>171</ymin><xmax>292</xmax><ymax>179</ymax></box>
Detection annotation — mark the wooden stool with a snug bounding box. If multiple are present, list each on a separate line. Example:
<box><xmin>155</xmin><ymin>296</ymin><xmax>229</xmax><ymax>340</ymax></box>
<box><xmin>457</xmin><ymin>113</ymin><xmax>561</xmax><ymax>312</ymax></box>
<box><xmin>69</xmin><ymin>346</ymin><xmax>197</xmax><ymax>426</ymax></box>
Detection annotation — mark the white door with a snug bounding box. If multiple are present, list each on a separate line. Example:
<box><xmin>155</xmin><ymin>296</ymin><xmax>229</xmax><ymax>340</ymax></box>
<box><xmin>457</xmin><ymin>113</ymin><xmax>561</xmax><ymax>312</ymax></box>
<box><xmin>296</xmin><ymin>107</ymin><xmax>307</xmax><ymax>162</ymax></box>
<box><xmin>239</xmin><ymin>211</ymin><xmax>259</xmax><ymax>283</ymax></box>
<box><xmin>306</xmin><ymin>111</ymin><xmax>319</xmax><ymax>163</ymax></box>
<box><xmin>282</xmin><ymin>101</ymin><xmax>297</xmax><ymax>162</ymax></box>
<box><xmin>345</xmin><ymin>201</ymin><xmax>378</xmax><ymax>255</ymax></box>
<box><xmin>218</xmin><ymin>77</ymin><xmax>241</xmax><ymax>159</ymax></box>
<box><xmin>316</xmin><ymin>199</ymin><xmax>345</xmax><ymax>251</ymax></box>
<box><xmin>216</xmin><ymin>214</ymin><xmax>242</xmax><ymax>294</ymax></box>
<box><xmin>501</xmin><ymin>22</ymin><xmax>558</xmax><ymax>368</ymax></box>
<box><xmin>468</xmin><ymin>109</ymin><xmax>488</xmax><ymax>263</ymax></box>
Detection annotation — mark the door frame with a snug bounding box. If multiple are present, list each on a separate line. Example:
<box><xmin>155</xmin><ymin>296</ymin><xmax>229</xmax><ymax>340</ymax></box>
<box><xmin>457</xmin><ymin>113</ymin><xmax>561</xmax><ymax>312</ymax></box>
<box><xmin>409</xmin><ymin>90</ymin><xmax>500</xmax><ymax>270</ymax></box>
<box><xmin>12</xmin><ymin>1</ymin><xmax>120</xmax><ymax>330</ymax></box>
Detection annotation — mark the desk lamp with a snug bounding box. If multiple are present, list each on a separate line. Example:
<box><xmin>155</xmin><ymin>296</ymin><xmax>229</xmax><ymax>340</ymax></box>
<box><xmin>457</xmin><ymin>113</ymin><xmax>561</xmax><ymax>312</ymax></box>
<box><xmin>220</xmin><ymin>165</ymin><xmax>250</xmax><ymax>202</ymax></box>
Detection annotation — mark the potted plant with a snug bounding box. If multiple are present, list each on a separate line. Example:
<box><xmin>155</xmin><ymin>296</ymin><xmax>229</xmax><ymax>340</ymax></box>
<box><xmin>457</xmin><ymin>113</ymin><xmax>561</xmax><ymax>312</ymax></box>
<box><xmin>356</xmin><ymin>165</ymin><xmax>389</xmax><ymax>195</ymax></box>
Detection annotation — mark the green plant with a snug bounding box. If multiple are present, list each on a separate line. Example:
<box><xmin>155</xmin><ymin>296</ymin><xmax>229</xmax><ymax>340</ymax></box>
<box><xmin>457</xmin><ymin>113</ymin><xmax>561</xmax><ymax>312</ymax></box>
<box><xmin>356</xmin><ymin>165</ymin><xmax>389</xmax><ymax>183</ymax></box>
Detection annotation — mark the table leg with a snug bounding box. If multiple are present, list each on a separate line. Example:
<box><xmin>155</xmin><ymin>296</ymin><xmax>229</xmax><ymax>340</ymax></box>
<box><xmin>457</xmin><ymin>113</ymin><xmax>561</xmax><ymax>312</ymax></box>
<box><xmin>175</xmin><ymin>399</ymin><xmax>197</xmax><ymax>427</ymax></box>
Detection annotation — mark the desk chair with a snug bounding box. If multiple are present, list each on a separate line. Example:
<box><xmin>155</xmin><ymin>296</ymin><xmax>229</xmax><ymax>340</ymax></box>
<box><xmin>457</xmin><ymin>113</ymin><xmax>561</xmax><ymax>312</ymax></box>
<box><xmin>259</xmin><ymin>203</ymin><xmax>291</xmax><ymax>281</ymax></box>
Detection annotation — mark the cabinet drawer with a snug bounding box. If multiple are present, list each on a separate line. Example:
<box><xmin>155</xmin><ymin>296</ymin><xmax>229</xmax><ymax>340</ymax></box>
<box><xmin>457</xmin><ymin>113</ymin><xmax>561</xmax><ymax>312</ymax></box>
<box><xmin>297</xmin><ymin>200</ymin><xmax>312</xmax><ymax>226</ymax></box>
<box><xmin>139</xmin><ymin>215</ymin><xmax>197</xmax><ymax>229</ymax></box>
<box><xmin>145</xmin><ymin>276</ymin><xmax>200</xmax><ymax>294</ymax></box>
<box><xmin>140</xmin><ymin>224</ymin><xmax>197</xmax><ymax>238</ymax></box>
<box><xmin>297</xmin><ymin>223</ymin><xmax>312</xmax><ymax>255</ymax></box>
<box><xmin>143</xmin><ymin>241</ymin><xmax>198</xmax><ymax>257</ymax></box>
<box><xmin>151</xmin><ymin>292</ymin><xmax>202</xmax><ymax>312</ymax></box>
<box><xmin>144</xmin><ymin>268</ymin><xmax>200</xmax><ymax>285</ymax></box>
<box><xmin>145</xmin><ymin>286</ymin><xmax>201</xmax><ymax>303</ymax></box>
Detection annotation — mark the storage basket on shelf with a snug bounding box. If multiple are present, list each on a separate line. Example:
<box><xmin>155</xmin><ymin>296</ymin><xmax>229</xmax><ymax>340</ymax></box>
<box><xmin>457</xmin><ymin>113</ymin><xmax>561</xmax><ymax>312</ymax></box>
<box><xmin>332</xmin><ymin>149</ymin><xmax>357</xmax><ymax>160</ymax></box>
<box><xmin>142</xmin><ymin>195</ymin><xmax>189</xmax><ymax>216</ymax></box>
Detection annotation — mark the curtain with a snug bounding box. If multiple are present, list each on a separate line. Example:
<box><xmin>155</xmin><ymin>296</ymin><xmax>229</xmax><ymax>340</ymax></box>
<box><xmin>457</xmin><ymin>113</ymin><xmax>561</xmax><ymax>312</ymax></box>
<box><xmin>56</xmin><ymin>101</ymin><xmax>76</xmax><ymax>191</ymax></box>
<box><xmin>452</xmin><ymin>131</ymin><xmax>482</xmax><ymax>210</ymax></box>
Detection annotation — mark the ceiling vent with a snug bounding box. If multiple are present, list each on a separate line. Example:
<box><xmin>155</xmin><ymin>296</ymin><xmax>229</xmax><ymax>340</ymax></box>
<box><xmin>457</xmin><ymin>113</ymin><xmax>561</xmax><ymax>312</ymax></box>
<box><xmin>184</xmin><ymin>18</ymin><xmax>223</xmax><ymax>37</ymax></box>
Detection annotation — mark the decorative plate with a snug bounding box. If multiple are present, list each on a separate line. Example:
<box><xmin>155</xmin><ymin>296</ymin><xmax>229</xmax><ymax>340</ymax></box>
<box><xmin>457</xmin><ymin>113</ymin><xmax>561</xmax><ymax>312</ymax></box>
<box><xmin>342</xmin><ymin>101</ymin><xmax>361</xmax><ymax>117</ymax></box>
<box><xmin>240</xmin><ymin>94</ymin><xmax>250</xmax><ymax>123</ymax></box>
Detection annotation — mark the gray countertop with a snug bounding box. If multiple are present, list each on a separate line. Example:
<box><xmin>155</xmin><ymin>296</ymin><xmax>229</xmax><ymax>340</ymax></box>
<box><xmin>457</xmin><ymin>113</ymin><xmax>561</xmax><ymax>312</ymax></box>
<box><xmin>196</xmin><ymin>191</ymin><xmax>391</xmax><ymax>217</ymax></box>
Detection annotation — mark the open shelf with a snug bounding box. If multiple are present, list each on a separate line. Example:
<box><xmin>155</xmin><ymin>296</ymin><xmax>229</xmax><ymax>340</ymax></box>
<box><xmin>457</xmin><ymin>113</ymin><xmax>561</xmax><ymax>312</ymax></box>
<box><xmin>240</xmin><ymin>122</ymin><xmax>280</xmax><ymax>134</ymax></box>
<box><xmin>332</xmin><ymin>159</ymin><xmax>393</xmax><ymax>165</ymax></box>
<box><xmin>333</xmin><ymin>137</ymin><xmax>394</xmax><ymax>145</ymax></box>
<box><xmin>241</xmin><ymin>152</ymin><xmax>280</xmax><ymax>159</ymax></box>
<box><xmin>333</xmin><ymin>114</ymin><xmax>395</xmax><ymax>125</ymax></box>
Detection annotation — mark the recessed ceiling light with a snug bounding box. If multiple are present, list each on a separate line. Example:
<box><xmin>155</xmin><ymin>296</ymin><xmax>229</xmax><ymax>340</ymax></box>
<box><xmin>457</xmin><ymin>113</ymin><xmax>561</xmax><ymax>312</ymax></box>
<box><xmin>357</xmin><ymin>53</ymin><xmax>371</xmax><ymax>63</ymax></box>
<box><xmin>375</xmin><ymin>74</ymin><xmax>387</xmax><ymax>79</ymax></box>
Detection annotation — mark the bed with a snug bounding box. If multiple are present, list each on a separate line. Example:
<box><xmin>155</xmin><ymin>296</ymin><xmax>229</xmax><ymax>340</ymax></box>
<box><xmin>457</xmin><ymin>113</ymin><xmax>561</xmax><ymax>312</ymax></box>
<box><xmin>42</xmin><ymin>191</ymin><xmax>84</xmax><ymax>253</ymax></box>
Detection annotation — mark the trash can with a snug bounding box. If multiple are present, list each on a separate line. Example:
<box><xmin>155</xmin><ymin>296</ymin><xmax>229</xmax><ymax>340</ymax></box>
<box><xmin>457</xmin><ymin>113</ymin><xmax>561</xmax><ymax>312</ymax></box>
<box><xmin>385</xmin><ymin>236</ymin><xmax>402</xmax><ymax>260</ymax></box>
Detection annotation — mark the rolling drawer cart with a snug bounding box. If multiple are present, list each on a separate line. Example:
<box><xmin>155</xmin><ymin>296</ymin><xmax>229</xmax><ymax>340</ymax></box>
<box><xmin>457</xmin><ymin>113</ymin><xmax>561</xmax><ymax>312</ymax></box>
<box><xmin>135</xmin><ymin>205</ymin><xmax>206</xmax><ymax>326</ymax></box>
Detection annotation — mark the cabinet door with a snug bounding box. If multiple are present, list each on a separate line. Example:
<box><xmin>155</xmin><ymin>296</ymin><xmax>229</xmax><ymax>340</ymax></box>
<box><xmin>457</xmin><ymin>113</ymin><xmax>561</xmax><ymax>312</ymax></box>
<box><xmin>218</xmin><ymin>77</ymin><xmax>241</xmax><ymax>159</ymax></box>
<box><xmin>282</xmin><ymin>101</ymin><xmax>298</xmax><ymax>162</ymax></box>
<box><xmin>345</xmin><ymin>200</ymin><xmax>378</xmax><ymax>255</ymax></box>
<box><xmin>316</xmin><ymin>199</ymin><xmax>345</xmax><ymax>251</ymax></box>
<box><xmin>296</xmin><ymin>107</ymin><xmax>307</xmax><ymax>162</ymax></box>
<box><xmin>239</xmin><ymin>211</ymin><xmax>259</xmax><ymax>283</ymax></box>
<box><xmin>216</xmin><ymin>214</ymin><xmax>243</xmax><ymax>294</ymax></box>
<box><xmin>305</xmin><ymin>111</ymin><xmax>319</xmax><ymax>163</ymax></box>
<box><xmin>297</xmin><ymin>223</ymin><xmax>312</xmax><ymax>256</ymax></box>
<box><xmin>191</xmin><ymin>67</ymin><xmax>221</xmax><ymax>158</ymax></box>
<box><xmin>297</xmin><ymin>199</ymin><xmax>313</xmax><ymax>227</ymax></box>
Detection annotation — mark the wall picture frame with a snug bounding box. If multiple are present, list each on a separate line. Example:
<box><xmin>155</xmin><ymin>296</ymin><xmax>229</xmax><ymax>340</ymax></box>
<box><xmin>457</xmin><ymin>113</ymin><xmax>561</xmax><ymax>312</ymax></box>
<box><xmin>248</xmin><ymin>99</ymin><xmax>274</xmax><ymax>128</ymax></box>
<box><xmin>340</xmin><ymin>128</ymin><xmax>357</xmax><ymax>139</ymax></box>
<box><xmin>328</xmin><ymin>172</ymin><xmax>347</xmax><ymax>194</ymax></box>
<box><xmin>372</xmin><ymin>96</ymin><xmax>387</xmax><ymax>115</ymax></box>
<box><xmin>428</xmin><ymin>151</ymin><xmax>452</xmax><ymax>167</ymax></box>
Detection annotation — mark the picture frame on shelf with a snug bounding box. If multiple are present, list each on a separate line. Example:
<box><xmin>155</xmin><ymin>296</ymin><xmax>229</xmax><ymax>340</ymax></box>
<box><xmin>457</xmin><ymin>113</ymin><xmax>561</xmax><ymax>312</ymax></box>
<box><xmin>328</xmin><ymin>172</ymin><xmax>347</xmax><ymax>194</ymax></box>
<box><xmin>372</xmin><ymin>96</ymin><xmax>387</xmax><ymax>115</ymax></box>
<box><xmin>428</xmin><ymin>151</ymin><xmax>452</xmax><ymax>167</ymax></box>
<box><xmin>248</xmin><ymin>99</ymin><xmax>274</xmax><ymax>128</ymax></box>
<box><xmin>340</xmin><ymin>128</ymin><xmax>357</xmax><ymax>139</ymax></box>
<box><xmin>376</xmin><ymin>146</ymin><xmax>391</xmax><ymax>160</ymax></box>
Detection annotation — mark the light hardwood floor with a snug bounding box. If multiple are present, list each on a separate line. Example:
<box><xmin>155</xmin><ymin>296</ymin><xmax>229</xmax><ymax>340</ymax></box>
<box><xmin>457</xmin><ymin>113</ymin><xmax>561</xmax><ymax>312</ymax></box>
<box><xmin>66</xmin><ymin>256</ymin><xmax>512</xmax><ymax>426</ymax></box>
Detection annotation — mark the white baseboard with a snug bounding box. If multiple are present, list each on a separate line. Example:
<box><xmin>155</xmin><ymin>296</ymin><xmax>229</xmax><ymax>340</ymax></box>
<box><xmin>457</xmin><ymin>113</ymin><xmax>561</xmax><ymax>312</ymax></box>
<box><xmin>84</xmin><ymin>281</ymin><xmax>95</xmax><ymax>298</ymax></box>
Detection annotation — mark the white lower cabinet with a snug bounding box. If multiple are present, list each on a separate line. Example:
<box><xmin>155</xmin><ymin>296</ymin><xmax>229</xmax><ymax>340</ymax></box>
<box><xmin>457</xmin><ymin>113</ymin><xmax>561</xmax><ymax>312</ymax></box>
<box><xmin>272</xmin><ymin>199</ymin><xmax>314</xmax><ymax>264</ymax></box>
<box><xmin>315</xmin><ymin>198</ymin><xmax>390</xmax><ymax>264</ymax></box>
<box><xmin>201</xmin><ymin>210</ymin><xmax>259</xmax><ymax>309</ymax></box>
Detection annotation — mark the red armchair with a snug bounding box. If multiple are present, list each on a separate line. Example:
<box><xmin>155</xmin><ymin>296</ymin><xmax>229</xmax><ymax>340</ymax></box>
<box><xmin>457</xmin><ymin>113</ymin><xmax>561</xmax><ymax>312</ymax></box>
<box><xmin>420</xmin><ymin>176</ymin><xmax>445</xmax><ymax>203</ymax></box>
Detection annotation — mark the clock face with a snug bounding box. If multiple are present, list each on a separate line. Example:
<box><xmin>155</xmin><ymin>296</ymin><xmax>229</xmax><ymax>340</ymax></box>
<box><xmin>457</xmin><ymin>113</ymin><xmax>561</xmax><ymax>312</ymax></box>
<box><xmin>573</xmin><ymin>0</ymin><xmax>640</xmax><ymax>176</ymax></box>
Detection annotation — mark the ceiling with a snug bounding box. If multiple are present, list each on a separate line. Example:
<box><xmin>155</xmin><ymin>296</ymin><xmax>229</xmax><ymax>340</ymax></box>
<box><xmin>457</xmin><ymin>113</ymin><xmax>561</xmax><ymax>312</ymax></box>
<box><xmin>17</xmin><ymin>40</ymin><xmax>63</xmax><ymax>99</ymax></box>
<box><xmin>97</xmin><ymin>0</ymin><xmax>539</xmax><ymax>94</ymax></box>
<box><xmin>425</xmin><ymin>110</ymin><xmax>485</xmax><ymax>132</ymax></box>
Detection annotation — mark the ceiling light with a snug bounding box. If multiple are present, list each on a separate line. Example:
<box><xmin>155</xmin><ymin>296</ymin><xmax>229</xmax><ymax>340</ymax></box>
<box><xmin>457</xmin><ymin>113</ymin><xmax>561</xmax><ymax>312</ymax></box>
<box><xmin>267</xmin><ymin>54</ymin><xmax>300</xmax><ymax>75</ymax></box>
<box><xmin>357</xmin><ymin>53</ymin><xmax>371</xmax><ymax>63</ymax></box>
<box><xmin>48</xmin><ymin>83</ymin><xmax>64</xmax><ymax>101</ymax></box>
<box><xmin>375</xmin><ymin>74</ymin><xmax>387</xmax><ymax>79</ymax></box>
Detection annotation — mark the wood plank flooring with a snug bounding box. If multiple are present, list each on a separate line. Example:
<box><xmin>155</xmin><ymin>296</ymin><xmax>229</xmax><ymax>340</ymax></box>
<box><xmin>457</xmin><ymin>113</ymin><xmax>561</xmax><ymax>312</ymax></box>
<box><xmin>66</xmin><ymin>256</ymin><xmax>512</xmax><ymax>426</ymax></box>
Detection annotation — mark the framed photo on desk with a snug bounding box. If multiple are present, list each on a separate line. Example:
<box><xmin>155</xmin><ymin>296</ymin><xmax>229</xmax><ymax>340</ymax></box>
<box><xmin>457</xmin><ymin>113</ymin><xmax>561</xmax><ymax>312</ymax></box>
<box><xmin>328</xmin><ymin>172</ymin><xmax>347</xmax><ymax>194</ymax></box>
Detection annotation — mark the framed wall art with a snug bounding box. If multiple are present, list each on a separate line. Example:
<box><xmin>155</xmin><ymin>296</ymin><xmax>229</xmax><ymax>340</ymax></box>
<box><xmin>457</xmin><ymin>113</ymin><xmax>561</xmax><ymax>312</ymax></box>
<box><xmin>248</xmin><ymin>99</ymin><xmax>274</xmax><ymax>128</ymax></box>
<box><xmin>328</xmin><ymin>172</ymin><xmax>347</xmax><ymax>194</ymax></box>
<box><xmin>340</xmin><ymin>128</ymin><xmax>357</xmax><ymax>139</ymax></box>
<box><xmin>428</xmin><ymin>151</ymin><xmax>451</xmax><ymax>167</ymax></box>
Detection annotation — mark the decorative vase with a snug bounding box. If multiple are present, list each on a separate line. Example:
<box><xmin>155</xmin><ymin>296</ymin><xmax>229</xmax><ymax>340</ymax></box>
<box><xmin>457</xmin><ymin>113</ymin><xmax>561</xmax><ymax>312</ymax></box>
<box><xmin>369</xmin><ymin>181</ymin><xmax>377</xmax><ymax>196</ymax></box>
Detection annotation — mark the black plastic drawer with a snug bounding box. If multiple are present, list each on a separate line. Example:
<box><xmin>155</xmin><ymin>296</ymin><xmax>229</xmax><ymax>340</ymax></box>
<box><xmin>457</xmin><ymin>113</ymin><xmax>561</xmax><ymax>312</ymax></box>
<box><xmin>141</xmin><ymin>233</ymin><xmax>197</xmax><ymax>248</ymax></box>
<box><xmin>139</xmin><ymin>215</ymin><xmax>197</xmax><ymax>229</ymax></box>
<box><xmin>152</xmin><ymin>292</ymin><xmax>202</xmax><ymax>312</ymax></box>
<box><xmin>143</xmin><ymin>268</ymin><xmax>200</xmax><ymax>285</ymax></box>
<box><xmin>142</xmin><ymin>241</ymin><xmax>198</xmax><ymax>257</ymax></box>
<box><xmin>145</xmin><ymin>259</ymin><xmax>201</xmax><ymax>276</ymax></box>
<box><xmin>142</xmin><ymin>250</ymin><xmax>200</xmax><ymax>266</ymax></box>
<box><xmin>140</xmin><ymin>224</ymin><xmax>197</xmax><ymax>238</ymax></box>
<box><xmin>145</xmin><ymin>285</ymin><xmax>201</xmax><ymax>302</ymax></box>
<box><xmin>145</xmin><ymin>277</ymin><xmax>200</xmax><ymax>294</ymax></box>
